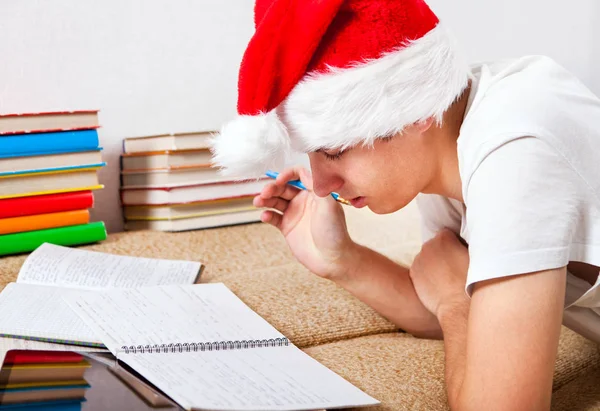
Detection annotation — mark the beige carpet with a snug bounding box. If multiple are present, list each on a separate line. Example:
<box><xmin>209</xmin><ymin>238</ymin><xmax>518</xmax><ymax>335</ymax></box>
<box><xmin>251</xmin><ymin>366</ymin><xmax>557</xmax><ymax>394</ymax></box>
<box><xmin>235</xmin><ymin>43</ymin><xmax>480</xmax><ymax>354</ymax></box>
<box><xmin>552</xmin><ymin>366</ymin><xmax>600</xmax><ymax>411</ymax></box>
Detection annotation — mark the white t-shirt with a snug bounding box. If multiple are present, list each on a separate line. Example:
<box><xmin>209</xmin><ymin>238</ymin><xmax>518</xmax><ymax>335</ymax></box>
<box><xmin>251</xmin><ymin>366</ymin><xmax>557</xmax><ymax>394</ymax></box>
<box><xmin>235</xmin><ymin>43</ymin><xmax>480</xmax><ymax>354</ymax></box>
<box><xmin>417</xmin><ymin>56</ymin><xmax>600</xmax><ymax>310</ymax></box>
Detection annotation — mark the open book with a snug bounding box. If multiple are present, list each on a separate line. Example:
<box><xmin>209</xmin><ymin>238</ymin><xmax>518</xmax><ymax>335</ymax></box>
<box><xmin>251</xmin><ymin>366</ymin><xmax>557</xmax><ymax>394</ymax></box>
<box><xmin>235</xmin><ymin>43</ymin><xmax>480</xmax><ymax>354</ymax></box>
<box><xmin>0</xmin><ymin>243</ymin><xmax>202</xmax><ymax>347</ymax></box>
<box><xmin>65</xmin><ymin>283</ymin><xmax>380</xmax><ymax>411</ymax></box>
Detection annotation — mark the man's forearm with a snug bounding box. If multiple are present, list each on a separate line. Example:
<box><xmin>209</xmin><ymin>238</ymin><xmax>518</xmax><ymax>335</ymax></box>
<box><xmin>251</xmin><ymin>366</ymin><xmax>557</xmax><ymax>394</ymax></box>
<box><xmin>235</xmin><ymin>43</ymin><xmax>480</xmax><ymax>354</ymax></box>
<box><xmin>438</xmin><ymin>302</ymin><xmax>470</xmax><ymax>409</ymax></box>
<box><xmin>334</xmin><ymin>243</ymin><xmax>441</xmax><ymax>338</ymax></box>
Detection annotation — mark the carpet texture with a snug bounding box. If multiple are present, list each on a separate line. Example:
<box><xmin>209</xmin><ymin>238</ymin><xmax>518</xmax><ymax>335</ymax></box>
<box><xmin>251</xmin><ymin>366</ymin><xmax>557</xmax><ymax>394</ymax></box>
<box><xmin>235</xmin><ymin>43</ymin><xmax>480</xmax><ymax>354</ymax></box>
<box><xmin>552</xmin><ymin>366</ymin><xmax>600</xmax><ymax>411</ymax></box>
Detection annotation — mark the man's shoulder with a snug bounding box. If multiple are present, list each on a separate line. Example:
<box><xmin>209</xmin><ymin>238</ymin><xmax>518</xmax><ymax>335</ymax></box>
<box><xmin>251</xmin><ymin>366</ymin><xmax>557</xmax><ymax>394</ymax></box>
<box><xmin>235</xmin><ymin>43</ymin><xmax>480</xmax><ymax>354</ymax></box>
<box><xmin>469</xmin><ymin>55</ymin><xmax>598</xmax><ymax>124</ymax></box>
<box><xmin>465</xmin><ymin>56</ymin><xmax>585</xmax><ymax>128</ymax></box>
<box><xmin>470</xmin><ymin>55</ymin><xmax>570</xmax><ymax>89</ymax></box>
<box><xmin>458</xmin><ymin>55</ymin><xmax>600</xmax><ymax>191</ymax></box>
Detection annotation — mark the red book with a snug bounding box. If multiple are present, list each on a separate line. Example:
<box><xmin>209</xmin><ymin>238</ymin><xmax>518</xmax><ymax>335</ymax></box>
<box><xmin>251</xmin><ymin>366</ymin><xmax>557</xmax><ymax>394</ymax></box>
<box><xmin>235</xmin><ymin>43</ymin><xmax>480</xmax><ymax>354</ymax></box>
<box><xmin>3</xmin><ymin>350</ymin><xmax>84</xmax><ymax>365</ymax></box>
<box><xmin>0</xmin><ymin>191</ymin><xmax>94</xmax><ymax>219</ymax></box>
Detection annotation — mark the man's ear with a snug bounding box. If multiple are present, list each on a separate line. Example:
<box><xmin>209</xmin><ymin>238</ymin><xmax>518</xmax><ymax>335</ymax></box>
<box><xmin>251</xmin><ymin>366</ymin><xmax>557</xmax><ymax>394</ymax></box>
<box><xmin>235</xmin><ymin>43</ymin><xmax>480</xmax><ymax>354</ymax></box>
<box><xmin>414</xmin><ymin>117</ymin><xmax>435</xmax><ymax>133</ymax></box>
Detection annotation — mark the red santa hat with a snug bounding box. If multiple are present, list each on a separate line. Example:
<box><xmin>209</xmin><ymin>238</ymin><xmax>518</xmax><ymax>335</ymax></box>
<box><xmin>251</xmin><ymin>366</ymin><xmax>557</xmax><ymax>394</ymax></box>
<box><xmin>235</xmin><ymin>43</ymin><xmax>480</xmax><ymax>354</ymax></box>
<box><xmin>211</xmin><ymin>0</ymin><xmax>471</xmax><ymax>177</ymax></box>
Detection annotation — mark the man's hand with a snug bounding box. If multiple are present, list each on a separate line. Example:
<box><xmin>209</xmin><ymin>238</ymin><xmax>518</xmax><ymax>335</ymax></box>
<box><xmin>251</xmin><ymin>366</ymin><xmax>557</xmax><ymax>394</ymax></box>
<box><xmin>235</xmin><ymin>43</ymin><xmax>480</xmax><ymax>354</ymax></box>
<box><xmin>409</xmin><ymin>229</ymin><xmax>470</xmax><ymax>319</ymax></box>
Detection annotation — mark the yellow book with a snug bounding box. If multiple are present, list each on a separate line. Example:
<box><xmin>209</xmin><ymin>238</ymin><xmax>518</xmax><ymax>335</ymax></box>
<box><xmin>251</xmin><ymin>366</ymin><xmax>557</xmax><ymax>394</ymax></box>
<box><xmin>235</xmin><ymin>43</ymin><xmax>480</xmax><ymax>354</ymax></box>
<box><xmin>1</xmin><ymin>379</ymin><xmax>88</xmax><ymax>389</ymax></box>
<box><xmin>0</xmin><ymin>361</ymin><xmax>91</xmax><ymax>385</ymax></box>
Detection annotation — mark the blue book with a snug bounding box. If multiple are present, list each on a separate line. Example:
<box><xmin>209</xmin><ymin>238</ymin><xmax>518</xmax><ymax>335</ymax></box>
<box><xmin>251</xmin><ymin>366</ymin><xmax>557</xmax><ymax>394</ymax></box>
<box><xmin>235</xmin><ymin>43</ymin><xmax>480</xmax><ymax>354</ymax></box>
<box><xmin>0</xmin><ymin>130</ymin><xmax>99</xmax><ymax>157</ymax></box>
<box><xmin>0</xmin><ymin>399</ymin><xmax>84</xmax><ymax>410</ymax></box>
<box><xmin>0</xmin><ymin>383</ymin><xmax>90</xmax><ymax>394</ymax></box>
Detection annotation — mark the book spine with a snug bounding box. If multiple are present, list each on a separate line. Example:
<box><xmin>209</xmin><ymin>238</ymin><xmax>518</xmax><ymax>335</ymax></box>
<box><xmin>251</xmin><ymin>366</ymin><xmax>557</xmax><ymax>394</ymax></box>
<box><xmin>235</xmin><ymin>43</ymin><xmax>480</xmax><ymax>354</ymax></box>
<box><xmin>0</xmin><ymin>147</ymin><xmax>103</xmax><ymax>160</ymax></box>
<box><xmin>0</xmin><ymin>222</ymin><xmax>107</xmax><ymax>256</ymax></box>
<box><xmin>0</xmin><ymin>130</ymin><xmax>99</xmax><ymax>156</ymax></box>
<box><xmin>0</xmin><ymin>210</ymin><xmax>90</xmax><ymax>235</ymax></box>
<box><xmin>0</xmin><ymin>380</ymin><xmax>90</xmax><ymax>390</ymax></box>
<box><xmin>0</xmin><ymin>191</ymin><xmax>94</xmax><ymax>219</ymax></box>
<box><xmin>0</xmin><ymin>163</ymin><xmax>106</xmax><ymax>178</ymax></box>
<box><xmin>0</xmin><ymin>185</ymin><xmax>104</xmax><ymax>201</ymax></box>
<box><xmin>3</xmin><ymin>351</ymin><xmax>84</xmax><ymax>365</ymax></box>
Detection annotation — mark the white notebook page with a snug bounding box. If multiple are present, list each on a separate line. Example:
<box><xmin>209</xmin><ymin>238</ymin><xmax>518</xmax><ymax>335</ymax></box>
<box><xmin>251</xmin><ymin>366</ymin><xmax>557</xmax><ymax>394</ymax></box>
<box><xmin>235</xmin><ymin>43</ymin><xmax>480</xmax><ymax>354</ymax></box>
<box><xmin>66</xmin><ymin>283</ymin><xmax>379</xmax><ymax>410</ymax></box>
<box><xmin>122</xmin><ymin>347</ymin><xmax>378</xmax><ymax>411</ymax></box>
<box><xmin>65</xmin><ymin>283</ymin><xmax>286</xmax><ymax>352</ymax></box>
<box><xmin>0</xmin><ymin>283</ymin><xmax>100</xmax><ymax>345</ymax></box>
<box><xmin>17</xmin><ymin>243</ymin><xmax>201</xmax><ymax>289</ymax></box>
<box><xmin>0</xmin><ymin>243</ymin><xmax>202</xmax><ymax>346</ymax></box>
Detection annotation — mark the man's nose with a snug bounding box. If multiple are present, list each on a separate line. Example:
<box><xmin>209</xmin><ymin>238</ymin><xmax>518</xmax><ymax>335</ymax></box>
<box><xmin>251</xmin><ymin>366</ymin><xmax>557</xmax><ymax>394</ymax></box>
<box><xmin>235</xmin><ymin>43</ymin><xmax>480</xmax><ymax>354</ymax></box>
<box><xmin>311</xmin><ymin>166</ymin><xmax>343</xmax><ymax>198</ymax></box>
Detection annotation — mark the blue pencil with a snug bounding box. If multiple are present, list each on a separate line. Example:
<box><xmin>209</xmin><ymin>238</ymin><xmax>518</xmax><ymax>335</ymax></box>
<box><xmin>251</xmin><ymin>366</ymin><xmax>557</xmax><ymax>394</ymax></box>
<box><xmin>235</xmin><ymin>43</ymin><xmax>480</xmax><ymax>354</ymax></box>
<box><xmin>265</xmin><ymin>170</ymin><xmax>351</xmax><ymax>205</ymax></box>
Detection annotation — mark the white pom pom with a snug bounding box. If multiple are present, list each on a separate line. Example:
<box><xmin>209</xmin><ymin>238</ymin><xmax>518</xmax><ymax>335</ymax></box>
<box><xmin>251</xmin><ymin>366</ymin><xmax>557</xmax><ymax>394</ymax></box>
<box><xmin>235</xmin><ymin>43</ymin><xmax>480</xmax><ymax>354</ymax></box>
<box><xmin>210</xmin><ymin>111</ymin><xmax>291</xmax><ymax>179</ymax></box>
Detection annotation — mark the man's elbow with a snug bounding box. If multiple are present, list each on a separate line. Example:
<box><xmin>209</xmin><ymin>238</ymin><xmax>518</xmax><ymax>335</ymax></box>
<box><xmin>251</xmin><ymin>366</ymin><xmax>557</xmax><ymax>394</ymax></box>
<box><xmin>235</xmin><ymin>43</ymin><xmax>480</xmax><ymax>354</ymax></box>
<box><xmin>400</xmin><ymin>312</ymin><xmax>444</xmax><ymax>340</ymax></box>
<box><xmin>409</xmin><ymin>325</ymin><xmax>443</xmax><ymax>340</ymax></box>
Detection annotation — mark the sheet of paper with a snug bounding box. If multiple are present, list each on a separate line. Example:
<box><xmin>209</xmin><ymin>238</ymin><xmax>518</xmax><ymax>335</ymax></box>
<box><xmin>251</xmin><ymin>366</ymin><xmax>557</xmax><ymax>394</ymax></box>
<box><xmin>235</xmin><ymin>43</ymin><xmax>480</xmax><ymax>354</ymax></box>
<box><xmin>0</xmin><ymin>337</ymin><xmax>107</xmax><ymax>366</ymax></box>
<box><xmin>0</xmin><ymin>283</ymin><xmax>100</xmax><ymax>346</ymax></box>
<box><xmin>65</xmin><ymin>283</ymin><xmax>286</xmax><ymax>353</ymax></box>
<box><xmin>119</xmin><ymin>346</ymin><xmax>378</xmax><ymax>410</ymax></box>
<box><xmin>17</xmin><ymin>243</ymin><xmax>201</xmax><ymax>289</ymax></box>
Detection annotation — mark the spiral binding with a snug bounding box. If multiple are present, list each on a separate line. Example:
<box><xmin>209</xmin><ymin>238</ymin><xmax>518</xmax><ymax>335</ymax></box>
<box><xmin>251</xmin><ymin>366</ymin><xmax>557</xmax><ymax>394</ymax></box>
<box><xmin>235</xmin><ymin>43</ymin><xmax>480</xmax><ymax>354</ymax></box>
<box><xmin>117</xmin><ymin>337</ymin><xmax>290</xmax><ymax>354</ymax></box>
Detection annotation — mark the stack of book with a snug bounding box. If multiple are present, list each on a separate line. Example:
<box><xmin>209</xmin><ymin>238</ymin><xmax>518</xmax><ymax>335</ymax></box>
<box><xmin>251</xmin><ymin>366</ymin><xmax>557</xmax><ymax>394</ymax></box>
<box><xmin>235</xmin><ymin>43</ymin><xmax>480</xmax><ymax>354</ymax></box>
<box><xmin>0</xmin><ymin>350</ymin><xmax>90</xmax><ymax>410</ymax></box>
<box><xmin>0</xmin><ymin>111</ymin><xmax>107</xmax><ymax>256</ymax></box>
<box><xmin>119</xmin><ymin>131</ymin><xmax>266</xmax><ymax>232</ymax></box>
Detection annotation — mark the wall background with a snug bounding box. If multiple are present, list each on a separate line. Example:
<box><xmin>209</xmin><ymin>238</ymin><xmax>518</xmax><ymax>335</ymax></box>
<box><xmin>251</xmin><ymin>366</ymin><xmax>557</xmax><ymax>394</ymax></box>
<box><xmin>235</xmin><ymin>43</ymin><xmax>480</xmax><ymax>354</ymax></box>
<box><xmin>1</xmin><ymin>0</ymin><xmax>598</xmax><ymax>232</ymax></box>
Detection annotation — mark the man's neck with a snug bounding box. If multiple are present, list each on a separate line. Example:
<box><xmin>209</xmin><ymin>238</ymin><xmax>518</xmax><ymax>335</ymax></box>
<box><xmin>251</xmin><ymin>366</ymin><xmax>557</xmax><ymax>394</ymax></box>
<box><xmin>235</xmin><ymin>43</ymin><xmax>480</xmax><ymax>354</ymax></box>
<box><xmin>423</xmin><ymin>82</ymin><xmax>471</xmax><ymax>202</ymax></box>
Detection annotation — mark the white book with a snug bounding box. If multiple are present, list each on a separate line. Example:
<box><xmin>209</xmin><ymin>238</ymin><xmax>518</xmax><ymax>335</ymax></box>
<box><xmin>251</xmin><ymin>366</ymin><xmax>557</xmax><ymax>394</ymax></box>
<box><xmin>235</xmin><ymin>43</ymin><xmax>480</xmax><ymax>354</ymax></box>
<box><xmin>120</xmin><ymin>179</ymin><xmax>267</xmax><ymax>205</ymax></box>
<box><xmin>0</xmin><ymin>150</ymin><xmax>103</xmax><ymax>174</ymax></box>
<box><xmin>124</xmin><ymin>196</ymin><xmax>255</xmax><ymax>220</ymax></box>
<box><xmin>0</xmin><ymin>110</ymin><xmax>99</xmax><ymax>135</ymax></box>
<box><xmin>121</xmin><ymin>166</ymin><xmax>230</xmax><ymax>188</ymax></box>
<box><xmin>123</xmin><ymin>131</ymin><xmax>214</xmax><ymax>153</ymax></box>
<box><xmin>0</xmin><ymin>243</ymin><xmax>202</xmax><ymax>347</ymax></box>
<box><xmin>65</xmin><ymin>283</ymin><xmax>380</xmax><ymax>411</ymax></box>
<box><xmin>0</xmin><ymin>169</ymin><xmax>100</xmax><ymax>197</ymax></box>
<box><xmin>125</xmin><ymin>209</ymin><xmax>262</xmax><ymax>232</ymax></box>
<box><xmin>121</xmin><ymin>149</ymin><xmax>213</xmax><ymax>171</ymax></box>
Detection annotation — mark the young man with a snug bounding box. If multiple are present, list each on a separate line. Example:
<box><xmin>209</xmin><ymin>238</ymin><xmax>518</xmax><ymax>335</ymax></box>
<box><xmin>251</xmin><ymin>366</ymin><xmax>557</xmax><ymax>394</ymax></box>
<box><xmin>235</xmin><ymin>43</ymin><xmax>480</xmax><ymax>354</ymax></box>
<box><xmin>211</xmin><ymin>0</ymin><xmax>600</xmax><ymax>409</ymax></box>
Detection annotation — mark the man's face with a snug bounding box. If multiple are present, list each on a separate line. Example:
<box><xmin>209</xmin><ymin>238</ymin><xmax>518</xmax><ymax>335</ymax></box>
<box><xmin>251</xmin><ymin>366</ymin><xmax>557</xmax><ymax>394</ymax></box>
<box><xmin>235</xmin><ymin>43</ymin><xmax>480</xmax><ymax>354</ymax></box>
<box><xmin>307</xmin><ymin>122</ymin><xmax>437</xmax><ymax>214</ymax></box>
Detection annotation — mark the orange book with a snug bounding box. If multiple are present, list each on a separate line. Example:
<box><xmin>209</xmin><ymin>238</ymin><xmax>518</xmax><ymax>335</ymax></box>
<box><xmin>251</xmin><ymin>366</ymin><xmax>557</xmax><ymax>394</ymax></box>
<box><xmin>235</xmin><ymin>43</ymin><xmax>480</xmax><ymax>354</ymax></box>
<box><xmin>0</xmin><ymin>209</ymin><xmax>90</xmax><ymax>235</ymax></box>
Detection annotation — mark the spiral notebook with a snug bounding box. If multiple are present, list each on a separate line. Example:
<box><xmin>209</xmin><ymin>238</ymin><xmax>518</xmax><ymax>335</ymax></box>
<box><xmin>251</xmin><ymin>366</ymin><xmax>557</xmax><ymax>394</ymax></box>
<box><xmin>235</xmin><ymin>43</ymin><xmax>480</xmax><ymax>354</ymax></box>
<box><xmin>64</xmin><ymin>283</ymin><xmax>379</xmax><ymax>411</ymax></box>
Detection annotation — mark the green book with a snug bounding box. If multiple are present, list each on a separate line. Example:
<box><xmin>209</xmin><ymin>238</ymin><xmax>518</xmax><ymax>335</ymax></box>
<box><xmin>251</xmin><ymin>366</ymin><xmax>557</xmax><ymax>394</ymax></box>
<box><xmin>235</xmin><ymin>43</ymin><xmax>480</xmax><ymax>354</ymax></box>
<box><xmin>0</xmin><ymin>222</ymin><xmax>107</xmax><ymax>256</ymax></box>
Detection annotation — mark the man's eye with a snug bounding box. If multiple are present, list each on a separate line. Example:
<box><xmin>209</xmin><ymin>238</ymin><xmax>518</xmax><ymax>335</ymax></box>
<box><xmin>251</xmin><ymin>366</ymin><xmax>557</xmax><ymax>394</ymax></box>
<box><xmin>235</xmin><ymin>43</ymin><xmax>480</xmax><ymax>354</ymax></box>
<box><xmin>323</xmin><ymin>151</ymin><xmax>344</xmax><ymax>161</ymax></box>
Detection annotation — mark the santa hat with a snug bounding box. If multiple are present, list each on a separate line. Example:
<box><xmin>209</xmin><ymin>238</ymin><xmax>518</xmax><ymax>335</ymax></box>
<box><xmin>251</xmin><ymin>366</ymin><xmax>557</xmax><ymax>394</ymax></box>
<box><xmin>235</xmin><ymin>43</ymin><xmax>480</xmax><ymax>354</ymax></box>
<box><xmin>211</xmin><ymin>0</ymin><xmax>471</xmax><ymax>178</ymax></box>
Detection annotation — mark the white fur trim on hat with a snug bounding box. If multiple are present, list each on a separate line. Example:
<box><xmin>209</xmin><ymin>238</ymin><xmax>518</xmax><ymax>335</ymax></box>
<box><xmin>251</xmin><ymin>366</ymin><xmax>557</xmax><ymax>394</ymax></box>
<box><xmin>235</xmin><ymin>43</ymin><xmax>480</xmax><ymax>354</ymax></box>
<box><xmin>280</xmin><ymin>23</ymin><xmax>472</xmax><ymax>153</ymax></box>
<box><xmin>210</xmin><ymin>110</ymin><xmax>291</xmax><ymax>178</ymax></box>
